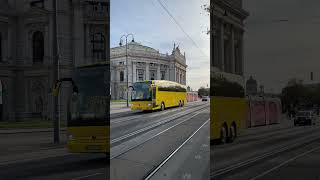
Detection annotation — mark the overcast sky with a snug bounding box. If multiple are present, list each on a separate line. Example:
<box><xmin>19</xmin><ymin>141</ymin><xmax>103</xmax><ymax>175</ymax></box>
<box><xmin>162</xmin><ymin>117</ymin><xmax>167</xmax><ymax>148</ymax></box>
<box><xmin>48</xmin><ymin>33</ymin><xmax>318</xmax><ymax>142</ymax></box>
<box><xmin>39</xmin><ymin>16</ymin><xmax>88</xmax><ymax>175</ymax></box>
<box><xmin>111</xmin><ymin>0</ymin><xmax>210</xmax><ymax>90</ymax></box>
<box><xmin>243</xmin><ymin>0</ymin><xmax>320</xmax><ymax>93</ymax></box>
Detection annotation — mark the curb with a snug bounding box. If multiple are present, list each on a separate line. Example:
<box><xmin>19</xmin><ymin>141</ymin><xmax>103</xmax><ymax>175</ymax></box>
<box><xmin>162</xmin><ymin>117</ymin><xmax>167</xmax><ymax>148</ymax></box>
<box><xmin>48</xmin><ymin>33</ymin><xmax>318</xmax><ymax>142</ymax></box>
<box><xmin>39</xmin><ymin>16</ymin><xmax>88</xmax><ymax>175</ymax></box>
<box><xmin>0</xmin><ymin>128</ymin><xmax>67</xmax><ymax>134</ymax></box>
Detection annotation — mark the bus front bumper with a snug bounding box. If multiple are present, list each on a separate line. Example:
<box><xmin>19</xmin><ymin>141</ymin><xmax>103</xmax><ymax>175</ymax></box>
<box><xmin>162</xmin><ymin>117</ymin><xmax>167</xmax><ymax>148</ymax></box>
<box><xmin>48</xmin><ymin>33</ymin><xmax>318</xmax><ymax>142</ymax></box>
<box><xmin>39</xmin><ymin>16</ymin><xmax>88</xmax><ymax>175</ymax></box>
<box><xmin>131</xmin><ymin>102</ymin><xmax>155</xmax><ymax>111</ymax></box>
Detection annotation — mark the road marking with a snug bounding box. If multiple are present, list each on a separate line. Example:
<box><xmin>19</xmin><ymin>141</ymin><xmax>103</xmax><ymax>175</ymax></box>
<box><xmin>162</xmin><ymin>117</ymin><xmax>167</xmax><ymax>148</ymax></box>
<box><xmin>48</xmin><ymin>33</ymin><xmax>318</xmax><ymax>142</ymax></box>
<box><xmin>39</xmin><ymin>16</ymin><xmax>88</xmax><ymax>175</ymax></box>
<box><xmin>111</xmin><ymin>105</ymin><xmax>208</xmax><ymax>144</ymax></box>
<box><xmin>144</xmin><ymin>119</ymin><xmax>210</xmax><ymax>180</ymax></box>
<box><xmin>110</xmin><ymin>108</ymin><xmax>209</xmax><ymax>159</ymax></box>
<box><xmin>70</xmin><ymin>173</ymin><xmax>103</xmax><ymax>180</ymax></box>
<box><xmin>111</xmin><ymin>115</ymin><xmax>144</xmax><ymax>124</ymax></box>
<box><xmin>251</xmin><ymin>145</ymin><xmax>320</xmax><ymax>180</ymax></box>
<box><xmin>211</xmin><ymin>134</ymin><xmax>320</xmax><ymax>178</ymax></box>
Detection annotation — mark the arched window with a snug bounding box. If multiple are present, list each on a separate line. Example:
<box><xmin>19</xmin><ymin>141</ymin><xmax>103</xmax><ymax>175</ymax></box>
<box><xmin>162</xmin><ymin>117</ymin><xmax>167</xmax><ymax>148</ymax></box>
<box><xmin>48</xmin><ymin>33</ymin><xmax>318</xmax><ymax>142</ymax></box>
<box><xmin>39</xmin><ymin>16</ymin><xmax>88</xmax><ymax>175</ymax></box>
<box><xmin>120</xmin><ymin>71</ymin><xmax>124</xmax><ymax>82</ymax></box>
<box><xmin>32</xmin><ymin>31</ymin><xmax>44</xmax><ymax>63</ymax></box>
<box><xmin>91</xmin><ymin>33</ymin><xmax>106</xmax><ymax>60</ymax></box>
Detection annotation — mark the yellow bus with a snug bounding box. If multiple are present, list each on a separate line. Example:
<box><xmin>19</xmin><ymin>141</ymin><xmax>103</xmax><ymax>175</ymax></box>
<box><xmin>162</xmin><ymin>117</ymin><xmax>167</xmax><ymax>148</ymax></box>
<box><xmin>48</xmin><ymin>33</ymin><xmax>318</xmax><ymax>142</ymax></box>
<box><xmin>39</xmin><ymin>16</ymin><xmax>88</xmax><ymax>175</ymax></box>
<box><xmin>211</xmin><ymin>71</ymin><xmax>247</xmax><ymax>144</ymax></box>
<box><xmin>55</xmin><ymin>63</ymin><xmax>109</xmax><ymax>153</ymax></box>
<box><xmin>130</xmin><ymin>80</ymin><xmax>187</xmax><ymax>111</ymax></box>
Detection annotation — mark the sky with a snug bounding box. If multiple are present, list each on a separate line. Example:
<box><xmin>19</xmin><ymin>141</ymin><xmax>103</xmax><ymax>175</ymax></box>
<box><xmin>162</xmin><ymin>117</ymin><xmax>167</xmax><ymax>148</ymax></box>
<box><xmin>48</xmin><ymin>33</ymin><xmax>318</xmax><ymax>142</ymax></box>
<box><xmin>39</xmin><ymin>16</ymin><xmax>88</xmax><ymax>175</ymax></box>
<box><xmin>110</xmin><ymin>0</ymin><xmax>210</xmax><ymax>91</ymax></box>
<box><xmin>243</xmin><ymin>0</ymin><xmax>320</xmax><ymax>93</ymax></box>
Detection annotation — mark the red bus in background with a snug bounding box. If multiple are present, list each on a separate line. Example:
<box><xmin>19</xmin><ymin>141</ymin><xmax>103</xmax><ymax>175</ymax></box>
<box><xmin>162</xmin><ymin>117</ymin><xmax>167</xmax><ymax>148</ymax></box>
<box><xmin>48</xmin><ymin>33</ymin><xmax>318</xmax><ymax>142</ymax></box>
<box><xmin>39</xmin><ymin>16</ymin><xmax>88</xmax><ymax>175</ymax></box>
<box><xmin>247</xmin><ymin>96</ymin><xmax>282</xmax><ymax>128</ymax></box>
<box><xmin>187</xmin><ymin>91</ymin><xmax>199</xmax><ymax>102</ymax></box>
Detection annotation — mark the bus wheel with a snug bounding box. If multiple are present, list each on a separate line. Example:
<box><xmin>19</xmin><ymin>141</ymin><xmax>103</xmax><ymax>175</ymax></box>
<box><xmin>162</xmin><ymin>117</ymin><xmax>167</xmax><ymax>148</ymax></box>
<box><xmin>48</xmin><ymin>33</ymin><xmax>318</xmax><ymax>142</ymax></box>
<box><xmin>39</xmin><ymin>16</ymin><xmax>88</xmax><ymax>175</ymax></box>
<box><xmin>220</xmin><ymin>126</ymin><xmax>227</xmax><ymax>144</ymax></box>
<box><xmin>161</xmin><ymin>103</ymin><xmax>165</xmax><ymax>111</ymax></box>
<box><xmin>228</xmin><ymin>124</ymin><xmax>236</xmax><ymax>143</ymax></box>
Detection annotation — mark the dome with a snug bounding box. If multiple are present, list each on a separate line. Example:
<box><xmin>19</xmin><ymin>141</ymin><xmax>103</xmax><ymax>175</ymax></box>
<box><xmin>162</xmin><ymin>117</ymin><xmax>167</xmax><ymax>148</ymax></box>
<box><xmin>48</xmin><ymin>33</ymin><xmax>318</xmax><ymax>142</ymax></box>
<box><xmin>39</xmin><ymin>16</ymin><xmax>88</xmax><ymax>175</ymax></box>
<box><xmin>247</xmin><ymin>76</ymin><xmax>257</xmax><ymax>85</ymax></box>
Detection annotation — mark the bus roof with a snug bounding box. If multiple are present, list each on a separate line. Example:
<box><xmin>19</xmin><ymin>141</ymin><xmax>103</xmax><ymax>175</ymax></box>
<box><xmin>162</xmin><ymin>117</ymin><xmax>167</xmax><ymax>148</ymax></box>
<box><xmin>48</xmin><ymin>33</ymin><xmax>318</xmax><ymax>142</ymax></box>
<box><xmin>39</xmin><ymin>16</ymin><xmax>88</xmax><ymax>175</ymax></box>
<box><xmin>135</xmin><ymin>80</ymin><xmax>186</xmax><ymax>87</ymax></box>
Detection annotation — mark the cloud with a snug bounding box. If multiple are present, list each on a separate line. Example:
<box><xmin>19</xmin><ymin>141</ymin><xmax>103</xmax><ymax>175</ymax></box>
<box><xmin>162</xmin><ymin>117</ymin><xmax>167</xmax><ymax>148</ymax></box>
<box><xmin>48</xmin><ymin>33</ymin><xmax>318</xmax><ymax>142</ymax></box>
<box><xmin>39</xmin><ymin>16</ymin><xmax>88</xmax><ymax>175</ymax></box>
<box><xmin>111</xmin><ymin>0</ymin><xmax>210</xmax><ymax>90</ymax></box>
<box><xmin>244</xmin><ymin>0</ymin><xmax>320</xmax><ymax>93</ymax></box>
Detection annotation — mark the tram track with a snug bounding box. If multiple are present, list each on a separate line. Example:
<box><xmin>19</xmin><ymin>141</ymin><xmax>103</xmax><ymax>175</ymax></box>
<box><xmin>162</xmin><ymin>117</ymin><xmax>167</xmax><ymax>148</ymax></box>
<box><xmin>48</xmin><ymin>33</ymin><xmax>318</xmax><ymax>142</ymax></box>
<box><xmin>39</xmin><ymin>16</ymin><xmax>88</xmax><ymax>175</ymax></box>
<box><xmin>110</xmin><ymin>105</ymin><xmax>209</xmax><ymax>159</ymax></box>
<box><xmin>144</xmin><ymin>119</ymin><xmax>210</xmax><ymax>180</ymax></box>
<box><xmin>110</xmin><ymin>102</ymin><xmax>206</xmax><ymax>124</ymax></box>
<box><xmin>111</xmin><ymin>104</ymin><xmax>209</xmax><ymax>145</ymax></box>
<box><xmin>210</xmin><ymin>129</ymin><xmax>320</xmax><ymax>179</ymax></box>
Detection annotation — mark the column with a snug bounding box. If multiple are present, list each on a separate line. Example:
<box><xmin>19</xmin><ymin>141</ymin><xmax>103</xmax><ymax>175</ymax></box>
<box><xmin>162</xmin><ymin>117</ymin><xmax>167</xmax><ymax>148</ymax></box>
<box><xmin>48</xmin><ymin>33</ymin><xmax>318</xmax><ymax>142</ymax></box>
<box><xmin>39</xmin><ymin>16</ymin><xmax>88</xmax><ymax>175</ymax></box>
<box><xmin>132</xmin><ymin>62</ymin><xmax>136</xmax><ymax>82</ymax></box>
<box><xmin>157</xmin><ymin>64</ymin><xmax>161</xmax><ymax>80</ymax></box>
<box><xmin>184</xmin><ymin>70</ymin><xmax>186</xmax><ymax>85</ymax></box>
<box><xmin>230</xmin><ymin>26</ymin><xmax>235</xmax><ymax>73</ymax></box>
<box><xmin>240</xmin><ymin>32</ymin><xmax>244</xmax><ymax>75</ymax></box>
<box><xmin>218</xmin><ymin>20</ymin><xmax>225</xmax><ymax>71</ymax></box>
<box><xmin>146</xmin><ymin>63</ymin><xmax>150</xmax><ymax>80</ymax></box>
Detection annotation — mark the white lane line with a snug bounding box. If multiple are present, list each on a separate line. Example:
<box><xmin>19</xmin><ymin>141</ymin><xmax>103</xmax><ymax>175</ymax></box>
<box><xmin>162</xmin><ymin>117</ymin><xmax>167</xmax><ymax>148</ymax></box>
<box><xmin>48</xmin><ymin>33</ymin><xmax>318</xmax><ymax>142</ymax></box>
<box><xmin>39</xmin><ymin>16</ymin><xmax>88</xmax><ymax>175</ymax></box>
<box><xmin>144</xmin><ymin>119</ymin><xmax>210</xmax><ymax>180</ymax></box>
<box><xmin>111</xmin><ymin>105</ymin><xmax>208</xmax><ymax>144</ymax></box>
<box><xmin>70</xmin><ymin>173</ymin><xmax>103</xmax><ymax>180</ymax></box>
<box><xmin>111</xmin><ymin>115</ymin><xmax>144</xmax><ymax>124</ymax></box>
<box><xmin>211</xmin><ymin>134</ymin><xmax>320</xmax><ymax>177</ymax></box>
<box><xmin>110</xmin><ymin>108</ymin><xmax>209</xmax><ymax>159</ymax></box>
<box><xmin>250</xmin><ymin>145</ymin><xmax>320</xmax><ymax>180</ymax></box>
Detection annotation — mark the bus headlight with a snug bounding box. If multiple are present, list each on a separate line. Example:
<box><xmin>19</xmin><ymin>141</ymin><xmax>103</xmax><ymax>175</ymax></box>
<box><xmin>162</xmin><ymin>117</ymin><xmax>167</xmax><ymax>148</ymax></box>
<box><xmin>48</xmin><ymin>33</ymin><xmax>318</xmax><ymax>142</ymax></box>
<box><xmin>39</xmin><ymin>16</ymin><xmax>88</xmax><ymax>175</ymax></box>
<box><xmin>148</xmin><ymin>103</ymin><xmax>152</xmax><ymax>106</ymax></box>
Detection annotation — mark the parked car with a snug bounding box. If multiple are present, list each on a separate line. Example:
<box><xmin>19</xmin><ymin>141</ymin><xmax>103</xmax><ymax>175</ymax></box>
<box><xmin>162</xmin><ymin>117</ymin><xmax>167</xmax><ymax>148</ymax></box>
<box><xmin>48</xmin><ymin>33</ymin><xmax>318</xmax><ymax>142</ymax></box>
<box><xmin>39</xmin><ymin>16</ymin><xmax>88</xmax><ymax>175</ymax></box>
<box><xmin>202</xmin><ymin>96</ymin><xmax>209</xmax><ymax>101</ymax></box>
<box><xmin>294</xmin><ymin>110</ymin><xmax>316</xmax><ymax>126</ymax></box>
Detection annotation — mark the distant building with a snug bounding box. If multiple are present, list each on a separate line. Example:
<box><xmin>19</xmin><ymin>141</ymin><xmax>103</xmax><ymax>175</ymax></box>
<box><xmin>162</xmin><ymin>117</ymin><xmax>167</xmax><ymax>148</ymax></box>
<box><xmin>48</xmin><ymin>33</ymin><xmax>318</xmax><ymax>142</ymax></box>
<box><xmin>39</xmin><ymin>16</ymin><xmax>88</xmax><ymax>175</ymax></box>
<box><xmin>246</xmin><ymin>76</ymin><xmax>257</xmax><ymax>95</ymax></box>
<box><xmin>110</xmin><ymin>42</ymin><xmax>187</xmax><ymax>100</ymax></box>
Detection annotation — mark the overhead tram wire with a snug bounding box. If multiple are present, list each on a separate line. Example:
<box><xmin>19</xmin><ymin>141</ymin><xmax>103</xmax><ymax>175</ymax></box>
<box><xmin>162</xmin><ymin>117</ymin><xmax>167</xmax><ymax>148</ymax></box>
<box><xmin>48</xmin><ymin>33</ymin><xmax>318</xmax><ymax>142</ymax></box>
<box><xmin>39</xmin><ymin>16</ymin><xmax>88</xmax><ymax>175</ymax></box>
<box><xmin>155</xmin><ymin>0</ymin><xmax>209</xmax><ymax>59</ymax></box>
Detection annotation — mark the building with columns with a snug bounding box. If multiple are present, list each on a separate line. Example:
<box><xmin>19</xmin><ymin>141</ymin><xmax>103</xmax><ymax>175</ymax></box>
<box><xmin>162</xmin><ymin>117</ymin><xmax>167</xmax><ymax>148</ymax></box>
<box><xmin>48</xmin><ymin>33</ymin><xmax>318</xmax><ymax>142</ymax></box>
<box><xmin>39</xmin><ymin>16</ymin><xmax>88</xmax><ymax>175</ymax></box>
<box><xmin>110</xmin><ymin>42</ymin><xmax>187</xmax><ymax>100</ymax></box>
<box><xmin>210</xmin><ymin>0</ymin><xmax>248</xmax><ymax>75</ymax></box>
<box><xmin>0</xmin><ymin>0</ymin><xmax>109</xmax><ymax>121</ymax></box>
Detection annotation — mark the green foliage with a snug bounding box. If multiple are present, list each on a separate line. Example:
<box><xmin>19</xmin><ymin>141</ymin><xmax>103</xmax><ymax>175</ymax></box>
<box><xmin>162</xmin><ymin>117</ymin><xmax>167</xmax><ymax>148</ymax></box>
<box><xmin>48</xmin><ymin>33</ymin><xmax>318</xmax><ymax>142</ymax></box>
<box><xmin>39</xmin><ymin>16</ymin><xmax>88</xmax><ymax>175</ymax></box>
<box><xmin>198</xmin><ymin>87</ymin><xmax>210</xmax><ymax>97</ymax></box>
<box><xmin>211</xmin><ymin>75</ymin><xmax>245</xmax><ymax>97</ymax></box>
<box><xmin>281</xmin><ymin>79</ymin><xmax>320</xmax><ymax>111</ymax></box>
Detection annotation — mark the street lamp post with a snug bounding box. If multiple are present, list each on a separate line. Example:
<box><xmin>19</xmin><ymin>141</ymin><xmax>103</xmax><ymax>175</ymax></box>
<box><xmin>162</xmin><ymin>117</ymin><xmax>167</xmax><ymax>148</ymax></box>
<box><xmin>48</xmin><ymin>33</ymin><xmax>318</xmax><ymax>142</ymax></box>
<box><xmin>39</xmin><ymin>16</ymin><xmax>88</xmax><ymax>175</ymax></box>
<box><xmin>119</xmin><ymin>34</ymin><xmax>135</xmax><ymax>107</ymax></box>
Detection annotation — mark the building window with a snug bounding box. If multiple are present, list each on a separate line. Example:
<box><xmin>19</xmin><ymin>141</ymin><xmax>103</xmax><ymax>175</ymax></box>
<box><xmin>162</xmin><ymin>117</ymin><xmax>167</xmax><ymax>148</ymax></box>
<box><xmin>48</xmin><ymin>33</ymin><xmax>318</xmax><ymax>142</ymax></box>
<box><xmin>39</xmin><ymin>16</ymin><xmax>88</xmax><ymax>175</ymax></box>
<box><xmin>91</xmin><ymin>33</ymin><xmax>106</xmax><ymax>60</ymax></box>
<box><xmin>150</xmin><ymin>70</ymin><xmax>156</xmax><ymax>80</ymax></box>
<box><xmin>161</xmin><ymin>71</ymin><xmax>166</xmax><ymax>80</ymax></box>
<box><xmin>180</xmin><ymin>74</ymin><xmax>182</xmax><ymax>84</ymax></box>
<box><xmin>30</xmin><ymin>0</ymin><xmax>44</xmax><ymax>8</ymax></box>
<box><xmin>137</xmin><ymin>69</ymin><xmax>144</xmax><ymax>81</ymax></box>
<box><xmin>32</xmin><ymin>31</ymin><xmax>44</xmax><ymax>63</ymax></box>
<box><xmin>176</xmin><ymin>72</ymin><xmax>179</xmax><ymax>82</ymax></box>
<box><xmin>120</xmin><ymin>71</ymin><xmax>124</xmax><ymax>82</ymax></box>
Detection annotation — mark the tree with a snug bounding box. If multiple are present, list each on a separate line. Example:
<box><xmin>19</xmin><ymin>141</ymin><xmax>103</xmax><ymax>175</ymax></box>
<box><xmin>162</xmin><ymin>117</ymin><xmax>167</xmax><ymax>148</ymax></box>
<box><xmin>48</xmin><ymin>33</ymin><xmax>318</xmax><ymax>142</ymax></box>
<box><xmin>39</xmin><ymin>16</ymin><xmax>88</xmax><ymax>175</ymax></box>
<box><xmin>198</xmin><ymin>87</ymin><xmax>209</xmax><ymax>97</ymax></box>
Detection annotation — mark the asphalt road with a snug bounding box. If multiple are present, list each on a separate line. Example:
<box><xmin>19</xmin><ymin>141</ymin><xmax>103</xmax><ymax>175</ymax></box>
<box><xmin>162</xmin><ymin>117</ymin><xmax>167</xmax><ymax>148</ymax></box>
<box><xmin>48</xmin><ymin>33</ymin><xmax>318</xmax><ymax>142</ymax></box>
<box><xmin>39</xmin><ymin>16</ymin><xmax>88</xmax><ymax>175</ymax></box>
<box><xmin>0</xmin><ymin>131</ymin><xmax>108</xmax><ymax>180</ymax></box>
<box><xmin>211</xmin><ymin>120</ymin><xmax>320</xmax><ymax>180</ymax></box>
<box><xmin>0</xmin><ymin>101</ymin><xmax>209</xmax><ymax>180</ymax></box>
<box><xmin>111</xmin><ymin>101</ymin><xmax>210</xmax><ymax>180</ymax></box>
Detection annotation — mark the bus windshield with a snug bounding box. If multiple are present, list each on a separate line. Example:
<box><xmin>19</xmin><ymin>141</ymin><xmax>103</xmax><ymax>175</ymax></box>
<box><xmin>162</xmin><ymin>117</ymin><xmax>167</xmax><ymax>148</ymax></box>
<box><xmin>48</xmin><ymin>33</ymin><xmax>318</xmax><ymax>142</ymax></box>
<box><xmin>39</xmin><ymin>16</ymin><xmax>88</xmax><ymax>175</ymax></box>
<box><xmin>68</xmin><ymin>67</ymin><xmax>109</xmax><ymax>126</ymax></box>
<box><xmin>132</xmin><ymin>82</ymin><xmax>151</xmax><ymax>101</ymax></box>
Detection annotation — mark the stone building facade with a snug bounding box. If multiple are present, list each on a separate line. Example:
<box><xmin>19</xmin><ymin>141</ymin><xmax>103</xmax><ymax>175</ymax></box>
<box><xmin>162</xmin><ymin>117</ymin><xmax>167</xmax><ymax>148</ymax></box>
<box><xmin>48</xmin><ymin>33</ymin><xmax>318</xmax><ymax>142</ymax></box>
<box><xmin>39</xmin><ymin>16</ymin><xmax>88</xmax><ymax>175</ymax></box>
<box><xmin>0</xmin><ymin>0</ymin><xmax>109</xmax><ymax>121</ymax></box>
<box><xmin>210</xmin><ymin>0</ymin><xmax>248</xmax><ymax>75</ymax></box>
<box><xmin>110</xmin><ymin>42</ymin><xmax>187</xmax><ymax>100</ymax></box>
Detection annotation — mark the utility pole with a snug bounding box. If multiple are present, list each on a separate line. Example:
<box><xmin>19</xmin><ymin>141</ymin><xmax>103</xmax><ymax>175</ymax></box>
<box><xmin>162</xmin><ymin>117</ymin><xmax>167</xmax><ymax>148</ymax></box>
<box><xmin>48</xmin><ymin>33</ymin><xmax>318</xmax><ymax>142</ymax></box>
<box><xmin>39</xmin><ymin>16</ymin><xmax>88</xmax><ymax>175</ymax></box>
<box><xmin>119</xmin><ymin>34</ymin><xmax>134</xmax><ymax>107</ymax></box>
<box><xmin>52</xmin><ymin>0</ymin><xmax>60</xmax><ymax>143</ymax></box>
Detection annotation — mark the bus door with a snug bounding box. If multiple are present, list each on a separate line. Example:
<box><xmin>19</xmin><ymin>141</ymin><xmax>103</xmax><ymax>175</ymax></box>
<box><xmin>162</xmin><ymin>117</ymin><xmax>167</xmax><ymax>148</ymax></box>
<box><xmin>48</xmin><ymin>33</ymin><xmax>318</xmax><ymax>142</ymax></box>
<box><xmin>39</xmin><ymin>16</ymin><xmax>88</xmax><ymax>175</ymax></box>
<box><xmin>151</xmin><ymin>84</ymin><xmax>156</xmax><ymax>107</ymax></box>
